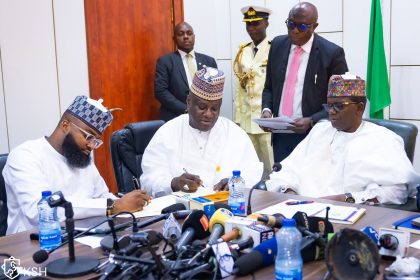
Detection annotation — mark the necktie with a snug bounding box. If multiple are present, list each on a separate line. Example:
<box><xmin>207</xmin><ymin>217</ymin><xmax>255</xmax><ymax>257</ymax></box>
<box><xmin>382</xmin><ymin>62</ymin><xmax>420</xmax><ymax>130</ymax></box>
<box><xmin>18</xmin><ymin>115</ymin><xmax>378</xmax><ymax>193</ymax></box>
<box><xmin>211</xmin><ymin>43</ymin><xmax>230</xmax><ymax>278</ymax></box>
<box><xmin>281</xmin><ymin>46</ymin><xmax>303</xmax><ymax>117</ymax></box>
<box><xmin>186</xmin><ymin>53</ymin><xmax>197</xmax><ymax>79</ymax></box>
<box><xmin>253</xmin><ymin>47</ymin><xmax>258</xmax><ymax>57</ymax></box>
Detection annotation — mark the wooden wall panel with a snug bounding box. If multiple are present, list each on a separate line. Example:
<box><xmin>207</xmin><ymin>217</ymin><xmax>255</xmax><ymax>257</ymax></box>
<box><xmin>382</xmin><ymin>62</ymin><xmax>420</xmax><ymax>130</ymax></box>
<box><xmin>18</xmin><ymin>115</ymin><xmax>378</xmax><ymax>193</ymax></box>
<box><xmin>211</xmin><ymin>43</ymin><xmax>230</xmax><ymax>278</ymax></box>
<box><xmin>85</xmin><ymin>0</ymin><xmax>183</xmax><ymax>193</ymax></box>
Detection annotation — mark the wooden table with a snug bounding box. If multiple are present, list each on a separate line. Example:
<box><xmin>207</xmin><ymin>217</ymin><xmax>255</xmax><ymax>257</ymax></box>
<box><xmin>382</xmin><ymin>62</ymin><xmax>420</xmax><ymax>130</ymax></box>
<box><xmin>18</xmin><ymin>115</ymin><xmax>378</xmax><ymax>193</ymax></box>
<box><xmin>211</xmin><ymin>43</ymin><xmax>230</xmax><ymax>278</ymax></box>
<box><xmin>0</xmin><ymin>190</ymin><xmax>418</xmax><ymax>279</ymax></box>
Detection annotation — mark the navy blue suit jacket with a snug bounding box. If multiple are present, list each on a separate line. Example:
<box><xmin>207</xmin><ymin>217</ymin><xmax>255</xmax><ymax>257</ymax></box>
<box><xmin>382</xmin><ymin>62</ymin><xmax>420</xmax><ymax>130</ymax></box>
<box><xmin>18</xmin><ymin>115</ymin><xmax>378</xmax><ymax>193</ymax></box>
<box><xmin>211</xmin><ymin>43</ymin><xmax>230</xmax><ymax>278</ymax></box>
<box><xmin>154</xmin><ymin>51</ymin><xmax>217</xmax><ymax>121</ymax></box>
<box><xmin>262</xmin><ymin>33</ymin><xmax>348</xmax><ymax>122</ymax></box>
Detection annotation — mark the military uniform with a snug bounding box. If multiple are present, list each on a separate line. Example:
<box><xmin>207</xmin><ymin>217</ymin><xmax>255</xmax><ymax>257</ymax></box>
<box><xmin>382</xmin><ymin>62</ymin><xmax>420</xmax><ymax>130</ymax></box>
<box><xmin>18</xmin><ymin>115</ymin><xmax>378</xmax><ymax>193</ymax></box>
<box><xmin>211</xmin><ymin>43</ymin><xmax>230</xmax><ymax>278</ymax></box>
<box><xmin>234</xmin><ymin>36</ymin><xmax>273</xmax><ymax>174</ymax></box>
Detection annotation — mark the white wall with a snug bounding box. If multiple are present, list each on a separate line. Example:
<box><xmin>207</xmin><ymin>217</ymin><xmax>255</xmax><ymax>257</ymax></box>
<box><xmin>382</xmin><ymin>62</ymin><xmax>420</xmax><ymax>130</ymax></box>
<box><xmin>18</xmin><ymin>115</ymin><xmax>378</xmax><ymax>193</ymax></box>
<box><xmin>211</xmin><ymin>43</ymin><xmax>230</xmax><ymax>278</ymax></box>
<box><xmin>0</xmin><ymin>0</ymin><xmax>88</xmax><ymax>153</ymax></box>
<box><xmin>1</xmin><ymin>0</ymin><xmax>420</xmax><ymax>170</ymax></box>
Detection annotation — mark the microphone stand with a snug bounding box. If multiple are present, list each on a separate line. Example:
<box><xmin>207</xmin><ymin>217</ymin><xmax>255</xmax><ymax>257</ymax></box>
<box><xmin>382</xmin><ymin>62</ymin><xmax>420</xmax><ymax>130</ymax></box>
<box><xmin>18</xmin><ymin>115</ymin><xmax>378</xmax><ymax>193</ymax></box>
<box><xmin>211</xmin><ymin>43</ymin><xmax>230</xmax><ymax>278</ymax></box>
<box><xmin>247</xmin><ymin>163</ymin><xmax>282</xmax><ymax>215</ymax></box>
<box><xmin>46</xmin><ymin>201</ymin><xmax>100</xmax><ymax>278</ymax></box>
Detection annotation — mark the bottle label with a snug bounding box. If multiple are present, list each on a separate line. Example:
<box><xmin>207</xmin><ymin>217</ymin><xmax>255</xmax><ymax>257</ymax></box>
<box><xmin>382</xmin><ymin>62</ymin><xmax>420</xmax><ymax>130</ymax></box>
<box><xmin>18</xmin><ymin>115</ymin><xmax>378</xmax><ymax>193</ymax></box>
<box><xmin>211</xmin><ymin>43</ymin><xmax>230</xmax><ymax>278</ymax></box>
<box><xmin>275</xmin><ymin>268</ymin><xmax>302</xmax><ymax>280</ymax></box>
<box><xmin>229</xmin><ymin>200</ymin><xmax>245</xmax><ymax>215</ymax></box>
<box><xmin>39</xmin><ymin>225</ymin><xmax>61</xmax><ymax>251</ymax></box>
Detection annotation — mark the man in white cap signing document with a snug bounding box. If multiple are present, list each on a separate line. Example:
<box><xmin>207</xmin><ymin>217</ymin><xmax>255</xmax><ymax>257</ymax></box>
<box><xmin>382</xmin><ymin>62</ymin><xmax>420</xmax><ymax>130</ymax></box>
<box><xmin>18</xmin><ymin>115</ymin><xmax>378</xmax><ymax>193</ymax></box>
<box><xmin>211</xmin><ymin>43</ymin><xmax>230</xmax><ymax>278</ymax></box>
<box><xmin>141</xmin><ymin>67</ymin><xmax>263</xmax><ymax>197</ymax></box>
<box><xmin>3</xmin><ymin>95</ymin><xmax>151</xmax><ymax>234</ymax></box>
<box><xmin>266</xmin><ymin>74</ymin><xmax>420</xmax><ymax>205</ymax></box>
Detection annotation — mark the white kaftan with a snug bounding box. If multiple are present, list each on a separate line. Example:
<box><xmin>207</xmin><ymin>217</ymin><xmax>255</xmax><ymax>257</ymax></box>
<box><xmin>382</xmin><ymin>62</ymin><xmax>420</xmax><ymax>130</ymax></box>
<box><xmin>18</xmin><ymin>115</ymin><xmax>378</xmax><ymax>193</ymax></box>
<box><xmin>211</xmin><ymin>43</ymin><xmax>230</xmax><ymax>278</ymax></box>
<box><xmin>140</xmin><ymin>114</ymin><xmax>263</xmax><ymax>196</ymax></box>
<box><xmin>3</xmin><ymin>137</ymin><xmax>116</xmax><ymax>234</ymax></box>
<box><xmin>267</xmin><ymin>121</ymin><xmax>420</xmax><ymax>204</ymax></box>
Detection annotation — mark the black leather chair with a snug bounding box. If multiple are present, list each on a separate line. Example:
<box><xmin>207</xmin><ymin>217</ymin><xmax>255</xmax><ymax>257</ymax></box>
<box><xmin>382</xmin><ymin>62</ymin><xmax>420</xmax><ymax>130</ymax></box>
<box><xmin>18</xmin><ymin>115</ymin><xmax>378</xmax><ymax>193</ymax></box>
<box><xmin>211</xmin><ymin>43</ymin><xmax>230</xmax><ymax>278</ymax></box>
<box><xmin>0</xmin><ymin>154</ymin><xmax>8</xmax><ymax>236</ymax></box>
<box><xmin>110</xmin><ymin>120</ymin><xmax>164</xmax><ymax>194</ymax></box>
<box><xmin>366</xmin><ymin>119</ymin><xmax>418</xmax><ymax>163</ymax></box>
<box><xmin>365</xmin><ymin>119</ymin><xmax>419</xmax><ymax>211</ymax></box>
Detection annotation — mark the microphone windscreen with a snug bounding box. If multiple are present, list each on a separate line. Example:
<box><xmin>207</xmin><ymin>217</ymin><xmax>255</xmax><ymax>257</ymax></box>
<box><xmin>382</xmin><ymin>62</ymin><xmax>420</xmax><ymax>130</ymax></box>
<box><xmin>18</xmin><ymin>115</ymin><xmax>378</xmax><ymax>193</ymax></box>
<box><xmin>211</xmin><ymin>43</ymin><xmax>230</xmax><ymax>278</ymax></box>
<box><xmin>234</xmin><ymin>237</ymin><xmax>276</xmax><ymax>276</ymax></box>
<box><xmin>272</xmin><ymin>162</ymin><xmax>282</xmax><ymax>172</ymax></box>
<box><xmin>182</xmin><ymin>210</ymin><xmax>210</xmax><ymax>239</ymax></box>
<box><xmin>33</xmin><ymin>250</ymin><xmax>49</xmax><ymax>264</ymax></box>
<box><xmin>161</xmin><ymin>203</ymin><xmax>186</xmax><ymax>214</ymax></box>
<box><xmin>209</xmin><ymin>208</ymin><xmax>233</xmax><ymax>231</ymax></box>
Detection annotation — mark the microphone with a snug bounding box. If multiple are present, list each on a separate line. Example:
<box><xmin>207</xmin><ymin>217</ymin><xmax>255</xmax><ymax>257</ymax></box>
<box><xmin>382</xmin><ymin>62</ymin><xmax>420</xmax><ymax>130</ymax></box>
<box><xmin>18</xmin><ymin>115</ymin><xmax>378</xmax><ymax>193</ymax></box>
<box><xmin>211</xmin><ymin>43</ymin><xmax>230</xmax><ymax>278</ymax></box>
<box><xmin>247</xmin><ymin>162</ymin><xmax>282</xmax><ymax>215</ymax></box>
<box><xmin>208</xmin><ymin>208</ymin><xmax>234</xmax><ymax>245</ymax></box>
<box><xmin>233</xmin><ymin>237</ymin><xmax>277</xmax><ymax>276</ymax></box>
<box><xmin>176</xmin><ymin>210</ymin><xmax>210</xmax><ymax>252</ymax></box>
<box><xmin>161</xmin><ymin>203</ymin><xmax>186</xmax><ymax>214</ymax></box>
<box><xmin>257</xmin><ymin>213</ymin><xmax>286</xmax><ymax>228</ymax></box>
<box><xmin>221</xmin><ymin>216</ymin><xmax>274</xmax><ymax>247</ymax></box>
<box><xmin>361</xmin><ymin>226</ymin><xmax>380</xmax><ymax>247</ymax></box>
<box><xmin>162</xmin><ymin>213</ymin><xmax>182</xmax><ymax>240</ymax></box>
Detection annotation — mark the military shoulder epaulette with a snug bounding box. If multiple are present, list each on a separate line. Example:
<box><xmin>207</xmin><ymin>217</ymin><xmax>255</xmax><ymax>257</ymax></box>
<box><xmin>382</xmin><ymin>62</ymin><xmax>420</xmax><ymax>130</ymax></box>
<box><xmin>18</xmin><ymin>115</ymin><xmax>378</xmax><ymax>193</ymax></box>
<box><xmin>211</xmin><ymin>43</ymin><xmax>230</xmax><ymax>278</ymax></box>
<box><xmin>239</xmin><ymin>42</ymin><xmax>252</xmax><ymax>49</ymax></box>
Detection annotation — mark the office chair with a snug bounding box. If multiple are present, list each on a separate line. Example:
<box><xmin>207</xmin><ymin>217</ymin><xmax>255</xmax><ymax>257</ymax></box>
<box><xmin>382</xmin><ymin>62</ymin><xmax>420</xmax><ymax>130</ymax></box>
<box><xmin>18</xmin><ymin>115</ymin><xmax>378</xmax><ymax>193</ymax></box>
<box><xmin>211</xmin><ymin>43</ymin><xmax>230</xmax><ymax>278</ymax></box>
<box><xmin>110</xmin><ymin>120</ymin><xmax>164</xmax><ymax>194</ymax></box>
<box><xmin>0</xmin><ymin>153</ymin><xmax>8</xmax><ymax>236</ymax></box>
<box><xmin>366</xmin><ymin>119</ymin><xmax>418</xmax><ymax>163</ymax></box>
<box><xmin>365</xmin><ymin>119</ymin><xmax>419</xmax><ymax>211</ymax></box>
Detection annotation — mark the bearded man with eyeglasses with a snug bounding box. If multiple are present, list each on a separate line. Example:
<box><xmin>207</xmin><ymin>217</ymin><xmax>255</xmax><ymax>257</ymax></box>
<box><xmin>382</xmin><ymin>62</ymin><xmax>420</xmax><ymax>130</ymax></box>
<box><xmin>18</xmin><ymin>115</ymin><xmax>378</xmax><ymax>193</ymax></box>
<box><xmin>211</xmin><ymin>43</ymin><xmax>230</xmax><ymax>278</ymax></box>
<box><xmin>265</xmin><ymin>74</ymin><xmax>420</xmax><ymax>205</ymax></box>
<box><xmin>3</xmin><ymin>95</ymin><xmax>151</xmax><ymax>234</ymax></box>
<box><xmin>261</xmin><ymin>2</ymin><xmax>348</xmax><ymax>162</ymax></box>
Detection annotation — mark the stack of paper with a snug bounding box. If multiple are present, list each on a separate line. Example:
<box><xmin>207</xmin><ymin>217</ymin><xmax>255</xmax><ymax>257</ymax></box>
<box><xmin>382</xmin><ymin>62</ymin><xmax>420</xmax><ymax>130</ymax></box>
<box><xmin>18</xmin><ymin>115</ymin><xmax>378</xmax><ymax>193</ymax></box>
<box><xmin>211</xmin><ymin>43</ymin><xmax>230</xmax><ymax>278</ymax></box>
<box><xmin>257</xmin><ymin>199</ymin><xmax>366</xmax><ymax>225</ymax></box>
<box><xmin>253</xmin><ymin>117</ymin><xmax>295</xmax><ymax>133</ymax></box>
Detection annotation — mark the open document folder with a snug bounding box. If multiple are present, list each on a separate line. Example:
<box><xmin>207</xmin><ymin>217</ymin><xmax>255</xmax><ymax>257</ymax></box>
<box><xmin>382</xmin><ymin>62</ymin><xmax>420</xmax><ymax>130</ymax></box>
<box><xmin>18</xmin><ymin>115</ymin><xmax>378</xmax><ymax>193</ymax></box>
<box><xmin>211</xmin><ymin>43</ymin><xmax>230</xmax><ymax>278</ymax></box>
<box><xmin>253</xmin><ymin>116</ymin><xmax>296</xmax><ymax>133</ymax></box>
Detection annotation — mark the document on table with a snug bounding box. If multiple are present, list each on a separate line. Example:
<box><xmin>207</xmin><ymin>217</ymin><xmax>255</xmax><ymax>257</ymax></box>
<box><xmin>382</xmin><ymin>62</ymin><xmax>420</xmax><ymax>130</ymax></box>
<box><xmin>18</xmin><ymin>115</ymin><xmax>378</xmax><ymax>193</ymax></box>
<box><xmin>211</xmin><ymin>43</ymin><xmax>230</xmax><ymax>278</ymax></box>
<box><xmin>253</xmin><ymin>116</ymin><xmax>296</xmax><ymax>133</ymax></box>
<box><xmin>120</xmin><ymin>187</ymin><xmax>216</xmax><ymax>218</ymax></box>
<box><xmin>257</xmin><ymin>199</ymin><xmax>327</xmax><ymax>218</ymax></box>
<box><xmin>257</xmin><ymin>199</ymin><xmax>366</xmax><ymax>224</ymax></box>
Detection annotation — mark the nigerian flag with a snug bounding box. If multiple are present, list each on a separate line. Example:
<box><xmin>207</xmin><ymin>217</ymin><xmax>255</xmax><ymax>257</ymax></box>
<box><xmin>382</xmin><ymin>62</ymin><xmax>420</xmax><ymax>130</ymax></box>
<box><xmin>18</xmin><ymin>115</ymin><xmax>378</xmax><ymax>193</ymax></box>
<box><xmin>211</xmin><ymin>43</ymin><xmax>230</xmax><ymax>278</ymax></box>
<box><xmin>366</xmin><ymin>0</ymin><xmax>391</xmax><ymax>119</ymax></box>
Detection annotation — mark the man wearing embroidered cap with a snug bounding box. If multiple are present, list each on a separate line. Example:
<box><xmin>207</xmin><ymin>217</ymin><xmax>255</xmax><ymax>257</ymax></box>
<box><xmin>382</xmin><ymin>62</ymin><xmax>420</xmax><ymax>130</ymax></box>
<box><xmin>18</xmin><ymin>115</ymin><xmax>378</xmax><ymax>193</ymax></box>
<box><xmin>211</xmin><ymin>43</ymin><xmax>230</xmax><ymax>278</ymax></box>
<box><xmin>266</xmin><ymin>74</ymin><xmax>420</xmax><ymax>205</ymax></box>
<box><xmin>3</xmin><ymin>95</ymin><xmax>151</xmax><ymax>234</ymax></box>
<box><xmin>141</xmin><ymin>67</ymin><xmax>263</xmax><ymax>196</ymax></box>
<box><xmin>234</xmin><ymin>5</ymin><xmax>273</xmax><ymax>176</ymax></box>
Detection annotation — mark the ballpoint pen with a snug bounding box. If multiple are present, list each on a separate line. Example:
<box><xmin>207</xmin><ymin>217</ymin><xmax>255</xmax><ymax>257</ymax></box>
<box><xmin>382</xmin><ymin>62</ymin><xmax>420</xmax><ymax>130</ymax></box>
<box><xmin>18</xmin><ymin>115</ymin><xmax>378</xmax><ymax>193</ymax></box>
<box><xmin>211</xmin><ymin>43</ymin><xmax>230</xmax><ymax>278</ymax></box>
<box><xmin>182</xmin><ymin>168</ymin><xmax>205</xmax><ymax>189</ymax></box>
<box><xmin>285</xmin><ymin>200</ymin><xmax>314</xmax><ymax>206</ymax></box>
<box><xmin>132</xmin><ymin>176</ymin><xmax>140</xmax><ymax>190</ymax></box>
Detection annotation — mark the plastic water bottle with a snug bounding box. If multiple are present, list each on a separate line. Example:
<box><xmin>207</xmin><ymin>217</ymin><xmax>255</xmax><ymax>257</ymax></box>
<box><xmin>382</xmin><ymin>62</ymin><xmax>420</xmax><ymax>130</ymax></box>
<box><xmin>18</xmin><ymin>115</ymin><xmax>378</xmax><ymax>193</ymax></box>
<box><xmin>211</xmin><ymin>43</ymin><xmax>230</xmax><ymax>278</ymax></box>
<box><xmin>228</xmin><ymin>170</ymin><xmax>246</xmax><ymax>216</ymax></box>
<box><xmin>275</xmin><ymin>218</ymin><xmax>303</xmax><ymax>280</ymax></box>
<box><xmin>38</xmin><ymin>190</ymin><xmax>61</xmax><ymax>251</ymax></box>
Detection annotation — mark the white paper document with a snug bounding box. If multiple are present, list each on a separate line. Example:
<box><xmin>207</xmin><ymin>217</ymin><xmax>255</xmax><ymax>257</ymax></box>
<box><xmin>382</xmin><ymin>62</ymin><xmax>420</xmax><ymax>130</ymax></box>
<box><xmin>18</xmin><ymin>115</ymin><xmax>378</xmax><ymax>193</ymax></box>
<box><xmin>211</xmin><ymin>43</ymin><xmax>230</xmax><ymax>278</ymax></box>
<box><xmin>257</xmin><ymin>199</ymin><xmax>366</xmax><ymax>224</ymax></box>
<box><xmin>253</xmin><ymin>117</ymin><xmax>296</xmax><ymax>133</ymax></box>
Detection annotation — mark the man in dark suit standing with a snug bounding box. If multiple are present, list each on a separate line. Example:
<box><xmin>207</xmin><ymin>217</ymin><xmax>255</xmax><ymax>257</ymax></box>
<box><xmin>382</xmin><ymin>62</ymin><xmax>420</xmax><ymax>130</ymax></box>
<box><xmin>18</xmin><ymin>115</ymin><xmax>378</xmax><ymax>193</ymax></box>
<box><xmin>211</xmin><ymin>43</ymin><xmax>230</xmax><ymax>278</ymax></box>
<box><xmin>154</xmin><ymin>22</ymin><xmax>218</xmax><ymax>121</ymax></box>
<box><xmin>261</xmin><ymin>2</ymin><xmax>348</xmax><ymax>162</ymax></box>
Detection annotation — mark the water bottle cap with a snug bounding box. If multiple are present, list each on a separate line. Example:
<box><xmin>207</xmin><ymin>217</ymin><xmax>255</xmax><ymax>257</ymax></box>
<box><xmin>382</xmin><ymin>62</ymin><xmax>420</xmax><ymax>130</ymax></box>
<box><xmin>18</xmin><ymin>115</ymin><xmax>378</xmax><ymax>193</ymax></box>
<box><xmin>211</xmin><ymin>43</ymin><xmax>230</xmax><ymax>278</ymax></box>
<box><xmin>232</xmin><ymin>170</ymin><xmax>241</xmax><ymax>176</ymax></box>
<box><xmin>282</xmin><ymin>218</ymin><xmax>296</xmax><ymax>227</ymax></box>
<box><xmin>41</xmin><ymin>191</ymin><xmax>52</xmax><ymax>197</ymax></box>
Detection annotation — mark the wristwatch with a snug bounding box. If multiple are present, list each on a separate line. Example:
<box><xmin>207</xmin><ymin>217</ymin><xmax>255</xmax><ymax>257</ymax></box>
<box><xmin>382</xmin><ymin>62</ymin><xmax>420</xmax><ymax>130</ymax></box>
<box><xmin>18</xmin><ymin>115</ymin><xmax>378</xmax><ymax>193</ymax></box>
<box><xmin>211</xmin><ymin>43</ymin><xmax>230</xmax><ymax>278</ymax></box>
<box><xmin>106</xmin><ymin>198</ymin><xmax>116</xmax><ymax>216</ymax></box>
<box><xmin>345</xmin><ymin>193</ymin><xmax>355</xmax><ymax>204</ymax></box>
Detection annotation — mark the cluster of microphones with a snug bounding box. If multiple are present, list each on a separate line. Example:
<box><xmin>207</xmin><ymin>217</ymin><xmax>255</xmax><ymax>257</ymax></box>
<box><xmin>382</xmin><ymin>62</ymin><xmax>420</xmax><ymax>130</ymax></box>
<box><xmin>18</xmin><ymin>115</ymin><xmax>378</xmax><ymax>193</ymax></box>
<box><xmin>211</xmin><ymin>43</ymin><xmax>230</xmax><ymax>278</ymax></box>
<box><xmin>29</xmin><ymin>190</ymin><xmax>399</xmax><ymax>279</ymax></box>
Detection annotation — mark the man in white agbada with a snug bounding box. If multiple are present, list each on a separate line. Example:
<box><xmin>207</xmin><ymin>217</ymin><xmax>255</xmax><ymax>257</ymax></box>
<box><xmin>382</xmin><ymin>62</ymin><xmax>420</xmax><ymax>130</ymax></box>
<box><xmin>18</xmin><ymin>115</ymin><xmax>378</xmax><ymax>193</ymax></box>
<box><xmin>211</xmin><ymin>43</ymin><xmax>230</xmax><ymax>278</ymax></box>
<box><xmin>3</xmin><ymin>95</ymin><xmax>151</xmax><ymax>234</ymax></box>
<box><xmin>141</xmin><ymin>67</ymin><xmax>263</xmax><ymax>196</ymax></box>
<box><xmin>266</xmin><ymin>74</ymin><xmax>420</xmax><ymax>204</ymax></box>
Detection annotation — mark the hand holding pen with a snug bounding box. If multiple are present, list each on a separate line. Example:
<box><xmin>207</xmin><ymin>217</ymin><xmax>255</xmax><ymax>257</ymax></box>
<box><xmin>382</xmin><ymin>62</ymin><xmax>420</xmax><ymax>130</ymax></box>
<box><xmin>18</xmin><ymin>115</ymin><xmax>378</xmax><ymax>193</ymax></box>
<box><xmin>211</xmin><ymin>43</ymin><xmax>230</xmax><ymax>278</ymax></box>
<box><xmin>171</xmin><ymin>168</ymin><xmax>202</xmax><ymax>192</ymax></box>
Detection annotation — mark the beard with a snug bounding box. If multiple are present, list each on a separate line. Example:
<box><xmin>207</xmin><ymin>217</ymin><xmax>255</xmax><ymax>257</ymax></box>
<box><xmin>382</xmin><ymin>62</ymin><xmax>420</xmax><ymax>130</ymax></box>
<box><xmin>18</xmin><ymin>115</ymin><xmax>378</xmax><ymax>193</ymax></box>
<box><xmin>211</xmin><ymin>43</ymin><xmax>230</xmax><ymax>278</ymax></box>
<box><xmin>62</xmin><ymin>133</ymin><xmax>91</xmax><ymax>168</ymax></box>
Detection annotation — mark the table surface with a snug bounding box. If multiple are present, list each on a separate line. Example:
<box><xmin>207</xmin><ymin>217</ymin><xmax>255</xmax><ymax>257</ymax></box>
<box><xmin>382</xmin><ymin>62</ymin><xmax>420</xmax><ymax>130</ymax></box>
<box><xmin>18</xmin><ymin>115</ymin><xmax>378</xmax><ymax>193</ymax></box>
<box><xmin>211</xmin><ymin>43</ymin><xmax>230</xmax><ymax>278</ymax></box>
<box><xmin>0</xmin><ymin>190</ymin><xmax>419</xmax><ymax>280</ymax></box>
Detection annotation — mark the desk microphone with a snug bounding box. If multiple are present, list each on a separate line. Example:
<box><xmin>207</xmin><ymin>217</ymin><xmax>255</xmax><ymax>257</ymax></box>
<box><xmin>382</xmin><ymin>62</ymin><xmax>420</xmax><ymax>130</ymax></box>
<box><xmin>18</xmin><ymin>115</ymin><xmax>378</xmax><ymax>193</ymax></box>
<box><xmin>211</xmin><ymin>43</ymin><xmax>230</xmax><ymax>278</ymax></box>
<box><xmin>33</xmin><ymin>211</ymin><xmax>138</xmax><ymax>264</ymax></box>
<box><xmin>247</xmin><ymin>162</ymin><xmax>281</xmax><ymax>215</ymax></box>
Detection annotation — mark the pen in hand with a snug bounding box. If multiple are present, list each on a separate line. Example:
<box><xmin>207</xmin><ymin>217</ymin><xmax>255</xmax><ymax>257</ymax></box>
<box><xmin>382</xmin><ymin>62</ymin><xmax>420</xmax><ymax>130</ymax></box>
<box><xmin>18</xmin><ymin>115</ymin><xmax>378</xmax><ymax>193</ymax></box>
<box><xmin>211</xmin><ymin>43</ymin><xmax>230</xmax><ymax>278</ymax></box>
<box><xmin>132</xmin><ymin>176</ymin><xmax>141</xmax><ymax>190</ymax></box>
<box><xmin>182</xmin><ymin>168</ymin><xmax>205</xmax><ymax>188</ymax></box>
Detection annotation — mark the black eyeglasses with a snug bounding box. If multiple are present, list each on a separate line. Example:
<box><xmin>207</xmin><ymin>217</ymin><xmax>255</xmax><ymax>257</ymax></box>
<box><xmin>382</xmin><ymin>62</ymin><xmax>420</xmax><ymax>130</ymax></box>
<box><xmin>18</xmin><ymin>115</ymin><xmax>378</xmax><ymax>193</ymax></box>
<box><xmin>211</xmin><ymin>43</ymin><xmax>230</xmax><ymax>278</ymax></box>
<box><xmin>323</xmin><ymin>102</ymin><xmax>360</xmax><ymax>112</ymax></box>
<box><xmin>285</xmin><ymin>19</ymin><xmax>316</xmax><ymax>32</ymax></box>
